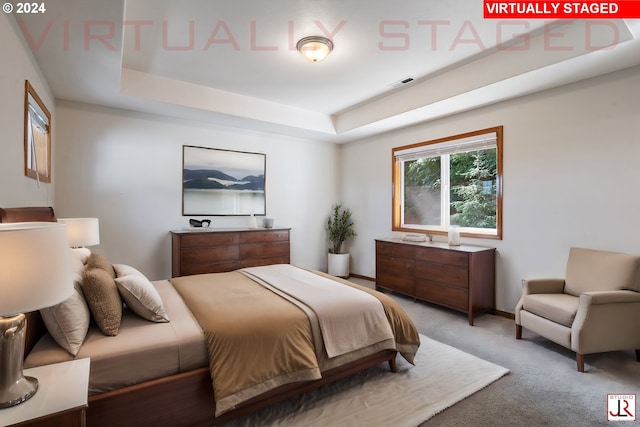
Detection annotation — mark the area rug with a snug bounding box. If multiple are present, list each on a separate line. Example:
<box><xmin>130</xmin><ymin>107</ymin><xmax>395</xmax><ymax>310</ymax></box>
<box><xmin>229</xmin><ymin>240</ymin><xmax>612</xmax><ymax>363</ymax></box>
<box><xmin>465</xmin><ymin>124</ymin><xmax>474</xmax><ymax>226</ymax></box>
<box><xmin>222</xmin><ymin>335</ymin><xmax>510</xmax><ymax>426</ymax></box>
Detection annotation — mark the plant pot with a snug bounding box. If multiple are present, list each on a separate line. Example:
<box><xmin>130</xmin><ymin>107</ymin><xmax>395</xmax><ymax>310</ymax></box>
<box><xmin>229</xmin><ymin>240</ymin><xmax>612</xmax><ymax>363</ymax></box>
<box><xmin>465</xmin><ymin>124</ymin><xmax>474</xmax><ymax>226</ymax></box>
<box><xmin>328</xmin><ymin>253</ymin><xmax>350</xmax><ymax>278</ymax></box>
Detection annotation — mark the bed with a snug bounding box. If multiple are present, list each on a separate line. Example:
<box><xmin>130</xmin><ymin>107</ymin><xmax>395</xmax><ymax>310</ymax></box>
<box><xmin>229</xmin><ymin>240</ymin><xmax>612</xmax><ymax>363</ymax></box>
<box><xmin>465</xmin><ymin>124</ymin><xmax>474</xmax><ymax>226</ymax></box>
<box><xmin>2</xmin><ymin>206</ymin><xmax>420</xmax><ymax>426</ymax></box>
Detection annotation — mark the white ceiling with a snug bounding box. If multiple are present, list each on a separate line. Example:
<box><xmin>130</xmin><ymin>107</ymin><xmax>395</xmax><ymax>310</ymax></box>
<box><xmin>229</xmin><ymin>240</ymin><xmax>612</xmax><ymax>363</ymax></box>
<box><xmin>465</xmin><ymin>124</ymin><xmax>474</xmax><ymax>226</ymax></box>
<box><xmin>14</xmin><ymin>1</ymin><xmax>640</xmax><ymax>142</ymax></box>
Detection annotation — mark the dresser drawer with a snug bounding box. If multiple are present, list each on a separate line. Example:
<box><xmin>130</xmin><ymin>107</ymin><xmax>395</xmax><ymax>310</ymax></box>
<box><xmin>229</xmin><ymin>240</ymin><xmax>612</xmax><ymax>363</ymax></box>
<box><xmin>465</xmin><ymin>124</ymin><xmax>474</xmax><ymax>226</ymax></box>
<box><xmin>376</xmin><ymin>241</ymin><xmax>415</xmax><ymax>259</ymax></box>
<box><xmin>415</xmin><ymin>261</ymin><xmax>468</xmax><ymax>289</ymax></box>
<box><xmin>181</xmin><ymin>246</ymin><xmax>239</xmax><ymax>264</ymax></box>
<box><xmin>179</xmin><ymin>232</ymin><xmax>239</xmax><ymax>248</ymax></box>
<box><xmin>181</xmin><ymin>261</ymin><xmax>241</xmax><ymax>276</ymax></box>
<box><xmin>239</xmin><ymin>257</ymin><xmax>289</xmax><ymax>268</ymax></box>
<box><xmin>415</xmin><ymin>280</ymin><xmax>469</xmax><ymax>312</ymax></box>
<box><xmin>376</xmin><ymin>255</ymin><xmax>415</xmax><ymax>274</ymax></box>
<box><xmin>415</xmin><ymin>246</ymin><xmax>468</xmax><ymax>266</ymax></box>
<box><xmin>240</xmin><ymin>230</ymin><xmax>290</xmax><ymax>244</ymax></box>
<box><xmin>240</xmin><ymin>242</ymin><xmax>290</xmax><ymax>259</ymax></box>
<box><xmin>376</xmin><ymin>272</ymin><xmax>415</xmax><ymax>295</ymax></box>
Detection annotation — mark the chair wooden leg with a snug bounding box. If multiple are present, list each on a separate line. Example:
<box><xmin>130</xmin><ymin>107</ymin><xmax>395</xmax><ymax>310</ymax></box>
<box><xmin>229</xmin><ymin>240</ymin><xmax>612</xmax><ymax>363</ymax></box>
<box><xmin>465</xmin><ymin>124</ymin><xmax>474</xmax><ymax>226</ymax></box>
<box><xmin>636</xmin><ymin>349</ymin><xmax>639</xmax><ymax>362</ymax></box>
<box><xmin>515</xmin><ymin>324</ymin><xmax>522</xmax><ymax>339</ymax></box>
<box><xmin>576</xmin><ymin>353</ymin><xmax>585</xmax><ymax>373</ymax></box>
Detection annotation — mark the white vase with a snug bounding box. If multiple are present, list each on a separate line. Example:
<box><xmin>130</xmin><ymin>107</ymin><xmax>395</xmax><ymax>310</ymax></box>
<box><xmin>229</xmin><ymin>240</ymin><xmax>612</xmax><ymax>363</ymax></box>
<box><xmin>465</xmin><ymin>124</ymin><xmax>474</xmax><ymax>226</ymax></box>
<box><xmin>328</xmin><ymin>253</ymin><xmax>350</xmax><ymax>278</ymax></box>
<box><xmin>448</xmin><ymin>225</ymin><xmax>460</xmax><ymax>246</ymax></box>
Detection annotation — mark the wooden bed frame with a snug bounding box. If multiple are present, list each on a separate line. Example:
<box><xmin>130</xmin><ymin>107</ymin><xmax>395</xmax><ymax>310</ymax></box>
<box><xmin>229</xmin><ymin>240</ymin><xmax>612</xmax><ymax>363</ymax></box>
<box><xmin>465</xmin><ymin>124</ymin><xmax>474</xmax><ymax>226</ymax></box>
<box><xmin>2</xmin><ymin>206</ymin><xmax>398</xmax><ymax>427</ymax></box>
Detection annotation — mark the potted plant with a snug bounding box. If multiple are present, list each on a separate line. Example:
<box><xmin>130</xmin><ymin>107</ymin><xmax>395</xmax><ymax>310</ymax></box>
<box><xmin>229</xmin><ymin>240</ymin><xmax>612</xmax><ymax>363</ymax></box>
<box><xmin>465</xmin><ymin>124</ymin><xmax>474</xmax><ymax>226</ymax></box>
<box><xmin>326</xmin><ymin>203</ymin><xmax>356</xmax><ymax>278</ymax></box>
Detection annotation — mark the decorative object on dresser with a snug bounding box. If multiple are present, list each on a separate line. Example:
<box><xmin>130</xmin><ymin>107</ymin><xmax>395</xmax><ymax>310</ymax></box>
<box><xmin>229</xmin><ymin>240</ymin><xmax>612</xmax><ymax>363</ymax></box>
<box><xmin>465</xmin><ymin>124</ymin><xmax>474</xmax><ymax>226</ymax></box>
<box><xmin>447</xmin><ymin>225</ymin><xmax>461</xmax><ymax>246</ymax></box>
<box><xmin>403</xmin><ymin>233</ymin><xmax>429</xmax><ymax>242</ymax></box>
<box><xmin>171</xmin><ymin>228</ymin><xmax>291</xmax><ymax>277</ymax></box>
<box><xmin>326</xmin><ymin>204</ymin><xmax>356</xmax><ymax>278</ymax></box>
<box><xmin>0</xmin><ymin>222</ymin><xmax>72</xmax><ymax>408</ymax></box>
<box><xmin>188</xmin><ymin>218</ymin><xmax>211</xmax><ymax>228</ymax></box>
<box><xmin>182</xmin><ymin>145</ymin><xmax>266</xmax><ymax>216</ymax></box>
<box><xmin>375</xmin><ymin>238</ymin><xmax>495</xmax><ymax>325</ymax></box>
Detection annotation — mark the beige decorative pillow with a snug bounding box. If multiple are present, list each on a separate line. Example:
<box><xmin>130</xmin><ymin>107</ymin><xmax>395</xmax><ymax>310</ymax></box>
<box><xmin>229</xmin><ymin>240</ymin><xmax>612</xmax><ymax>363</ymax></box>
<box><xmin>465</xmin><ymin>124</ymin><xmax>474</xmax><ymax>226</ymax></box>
<box><xmin>115</xmin><ymin>275</ymin><xmax>170</xmax><ymax>323</ymax></box>
<box><xmin>82</xmin><ymin>267</ymin><xmax>123</xmax><ymax>336</ymax></box>
<box><xmin>86</xmin><ymin>252</ymin><xmax>116</xmax><ymax>279</ymax></box>
<box><xmin>40</xmin><ymin>250</ymin><xmax>90</xmax><ymax>355</ymax></box>
<box><xmin>113</xmin><ymin>263</ymin><xmax>144</xmax><ymax>278</ymax></box>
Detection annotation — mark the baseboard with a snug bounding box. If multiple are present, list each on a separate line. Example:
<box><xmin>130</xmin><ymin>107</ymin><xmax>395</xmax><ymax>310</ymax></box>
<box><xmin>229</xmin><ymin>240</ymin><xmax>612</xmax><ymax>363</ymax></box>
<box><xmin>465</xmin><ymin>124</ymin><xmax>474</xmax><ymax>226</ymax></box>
<box><xmin>349</xmin><ymin>273</ymin><xmax>375</xmax><ymax>282</ymax></box>
<box><xmin>494</xmin><ymin>309</ymin><xmax>515</xmax><ymax>320</ymax></box>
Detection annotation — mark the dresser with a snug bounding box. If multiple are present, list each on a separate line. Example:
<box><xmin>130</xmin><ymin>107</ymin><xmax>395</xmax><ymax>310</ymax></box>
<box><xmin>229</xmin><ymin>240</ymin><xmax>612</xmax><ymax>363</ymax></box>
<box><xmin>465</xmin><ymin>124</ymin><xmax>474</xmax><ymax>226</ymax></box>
<box><xmin>375</xmin><ymin>238</ymin><xmax>495</xmax><ymax>325</ymax></box>
<box><xmin>171</xmin><ymin>228</ymin><xmax>290</xmax><ymax>277</ymax></box>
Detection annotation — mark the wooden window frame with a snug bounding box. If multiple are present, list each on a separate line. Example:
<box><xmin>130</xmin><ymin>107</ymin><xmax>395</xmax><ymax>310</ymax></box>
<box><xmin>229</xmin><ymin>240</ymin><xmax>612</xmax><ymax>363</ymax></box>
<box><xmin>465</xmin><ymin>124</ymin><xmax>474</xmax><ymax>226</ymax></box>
<box><xmin>24</xmin><ymin>80</ymin><xmax>52</xmax><ymax>183</ymax></box>
<box><xmin>392</xmin><ymin>126</ymin><xmax>503</xmax><ymax>240</ymax></box>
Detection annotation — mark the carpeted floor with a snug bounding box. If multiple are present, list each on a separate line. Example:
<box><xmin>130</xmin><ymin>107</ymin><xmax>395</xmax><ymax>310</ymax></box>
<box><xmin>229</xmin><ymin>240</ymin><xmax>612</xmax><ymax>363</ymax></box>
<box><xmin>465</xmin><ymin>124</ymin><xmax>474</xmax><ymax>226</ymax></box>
<box><xmin>349</xmin><ymin>279</ymin><xmax>640</xmax><ymax>427</ymax></box>
<box><xmin>222</xmin><ymin>335</ymin><xmax>508</xmax><ymax>427</ymax></box>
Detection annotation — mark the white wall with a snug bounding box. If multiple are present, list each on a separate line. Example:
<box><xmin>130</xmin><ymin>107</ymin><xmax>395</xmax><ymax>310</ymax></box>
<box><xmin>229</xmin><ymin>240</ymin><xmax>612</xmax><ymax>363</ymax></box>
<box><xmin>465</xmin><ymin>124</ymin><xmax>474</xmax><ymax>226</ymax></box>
<box><xmin>55</xmin><ymin>102</ymin><xmax>339</xmax><ymax>280</ymax></box>
<box><xmin>341</xmin><ymin>66</ymin><xmax>640</xmax><ymax>313</ymax></box>
<box><xmin>0</xmin><ymin>14</ymin><xmax>56</xmax><ymax>206</ymax></box>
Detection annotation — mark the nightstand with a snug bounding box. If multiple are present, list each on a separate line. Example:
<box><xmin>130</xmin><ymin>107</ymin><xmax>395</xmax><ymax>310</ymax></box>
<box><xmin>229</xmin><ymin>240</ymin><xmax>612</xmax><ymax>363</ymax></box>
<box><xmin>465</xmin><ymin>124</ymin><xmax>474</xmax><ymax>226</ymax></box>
<box><xmin>0</xmin><ymin>358</ymin><xmax>90</xmax><ymax>427</ymax></box>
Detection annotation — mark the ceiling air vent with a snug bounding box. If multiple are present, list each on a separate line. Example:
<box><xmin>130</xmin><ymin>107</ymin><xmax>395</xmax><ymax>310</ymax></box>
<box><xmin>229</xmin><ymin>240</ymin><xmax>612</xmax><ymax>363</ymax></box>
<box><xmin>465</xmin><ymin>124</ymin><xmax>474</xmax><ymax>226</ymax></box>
<box><xmin>389</xmin><ymin>76</ymin><xmax>415</xmax><ymax>88</ymax></box>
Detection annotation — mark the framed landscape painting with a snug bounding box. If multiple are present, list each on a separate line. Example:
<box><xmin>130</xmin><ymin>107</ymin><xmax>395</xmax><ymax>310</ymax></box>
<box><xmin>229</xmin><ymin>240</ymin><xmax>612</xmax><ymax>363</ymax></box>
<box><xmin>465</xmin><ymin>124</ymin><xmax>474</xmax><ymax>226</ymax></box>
<box><xmin>182</xmin><ymin>145</ymin><xmax>266</xmax><ymax>216</ymax></box>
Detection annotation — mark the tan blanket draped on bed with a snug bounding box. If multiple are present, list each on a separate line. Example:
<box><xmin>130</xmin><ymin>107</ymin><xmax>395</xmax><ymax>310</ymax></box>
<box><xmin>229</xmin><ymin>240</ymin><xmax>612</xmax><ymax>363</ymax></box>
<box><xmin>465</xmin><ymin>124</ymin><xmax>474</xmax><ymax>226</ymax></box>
<box><xmin>171</xmin><ymin>267</ymin><xmax>420</xmax><ymax>417</ymax></box>
<box><xmin>240</xmin><ymin>264</ymin><xmax>395</xmax><ymax>358</ymax></box>
<box><xmin>171</xmin><ymin>271</ymin><xmax>320</xmax><ymax>416</ymax></box>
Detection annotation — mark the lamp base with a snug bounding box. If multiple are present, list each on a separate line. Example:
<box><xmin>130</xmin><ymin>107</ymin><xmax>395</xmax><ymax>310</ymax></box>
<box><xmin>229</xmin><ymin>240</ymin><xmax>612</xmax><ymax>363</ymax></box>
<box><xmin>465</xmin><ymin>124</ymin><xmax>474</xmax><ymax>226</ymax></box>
<box><xmin>0</xmin><ymin>314</ymin><xmax>39</xmax><ymax>408</ymax></box>
<box><xmin>0</xmin><ymin>376</ymin><xmax>38</xmax><ymax>409</ymax></box>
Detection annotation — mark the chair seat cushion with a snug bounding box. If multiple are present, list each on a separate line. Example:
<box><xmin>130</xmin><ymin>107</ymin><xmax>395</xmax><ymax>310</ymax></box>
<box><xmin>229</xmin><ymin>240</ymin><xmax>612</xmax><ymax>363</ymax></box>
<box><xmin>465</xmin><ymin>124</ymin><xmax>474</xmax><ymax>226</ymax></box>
<box><xmin>522</xmin><ymin>294</ymin><xmax>579</xmax><ymax>327</ymax></box>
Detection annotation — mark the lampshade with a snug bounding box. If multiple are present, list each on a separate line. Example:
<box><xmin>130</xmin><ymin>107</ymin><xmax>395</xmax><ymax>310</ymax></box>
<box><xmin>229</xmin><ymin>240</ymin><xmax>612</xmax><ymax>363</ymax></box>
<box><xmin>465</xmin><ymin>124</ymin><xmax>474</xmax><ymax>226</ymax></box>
<box><xmin>0</xmin><ymin>222</ymin><xmax>72</xmax><ymax>408</ymax></box>
<box><xmin>0</xmin><ymin>222</ymin><xmax>72</xmax><ymax>316</ymax></box>
<box><xmin>57</xmin><ymin>217</ymin><xmax>100</xmax><ymax>248</ymax></box>
<box><xmin>296</xmin><ymin>36</ymin><xmax>333</xmax><ymax>62</ymax></box>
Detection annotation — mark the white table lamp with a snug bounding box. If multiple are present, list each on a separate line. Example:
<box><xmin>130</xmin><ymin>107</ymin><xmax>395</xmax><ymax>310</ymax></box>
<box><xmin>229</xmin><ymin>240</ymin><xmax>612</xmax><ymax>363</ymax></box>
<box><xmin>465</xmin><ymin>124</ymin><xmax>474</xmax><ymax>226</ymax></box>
<box><xmin>57</xmin><ymin>218</ymin><xmax>100</xmax><ymax>248</ymax></box>
<box><xmin>0</xmin><ymin>222</ymin><xmax>72</xmax><ymax>408</ymax></box>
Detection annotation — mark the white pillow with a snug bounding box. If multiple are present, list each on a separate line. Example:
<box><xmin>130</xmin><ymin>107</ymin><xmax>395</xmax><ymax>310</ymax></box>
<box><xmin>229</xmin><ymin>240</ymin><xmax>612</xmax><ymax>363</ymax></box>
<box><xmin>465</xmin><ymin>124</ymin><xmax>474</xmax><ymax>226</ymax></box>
<box><xmin>115</xmin><ymin>275</ymin><xmax>169</xmax><ymax>323</ymax></box>
<box><xmin>40</xmin><ymin>250</ymin><xmax>90</xmax><ymax>355</ymax></box>
<box><xmin>71</xmin><ymin>247</ymin><xmax>91</xmax><ymax>265</ymax></box>
<box><xmin>40</xmin><ymin>282</ymin><xmax>91</xmax><ymax>355</ymax></box>
<box><xmin>113</xmin><ymin>263</ymin><xmax>145</xmax><ymax>278</ymax></box>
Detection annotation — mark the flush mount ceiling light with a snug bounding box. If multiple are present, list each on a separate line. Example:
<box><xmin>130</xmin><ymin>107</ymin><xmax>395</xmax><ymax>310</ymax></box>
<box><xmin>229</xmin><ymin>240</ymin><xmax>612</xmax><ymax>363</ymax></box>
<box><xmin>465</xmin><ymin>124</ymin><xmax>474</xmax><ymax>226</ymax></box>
<box><xmin>296</xmin><ymin>36</ymin><xmax>334</xmax><ymax>62</ymax></box>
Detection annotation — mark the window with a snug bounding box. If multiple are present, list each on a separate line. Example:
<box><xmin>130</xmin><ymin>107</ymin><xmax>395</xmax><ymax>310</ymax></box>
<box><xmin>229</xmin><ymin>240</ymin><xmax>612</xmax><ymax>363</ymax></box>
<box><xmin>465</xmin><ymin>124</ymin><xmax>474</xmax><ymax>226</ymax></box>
<box><xmin>392</xmin><ymin>126</ymin><xmax>503</xmax><ymax>239</ymax></box>
<box><xmin>24</xmin><ymin>80</ymin><xmax>52</xmax><ymax>184</ymax></box>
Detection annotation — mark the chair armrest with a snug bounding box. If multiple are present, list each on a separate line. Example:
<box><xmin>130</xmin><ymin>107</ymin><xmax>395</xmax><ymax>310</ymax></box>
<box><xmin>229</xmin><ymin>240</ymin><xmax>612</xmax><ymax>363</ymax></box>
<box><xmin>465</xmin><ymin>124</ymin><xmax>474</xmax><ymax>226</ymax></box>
<box><xmin>571</xmin><ymin>290</ymin><xmax>640</xmax><ymax>353</ymax></box>
<box><xmin>581</xmin><ymin>290</ymin><xmax>640</xmax><ymax>305</ymax></box>
<box><xmin>521</xmin><ymin>278</ymin><xmax>565</xmax><ymax>295</ymax></box>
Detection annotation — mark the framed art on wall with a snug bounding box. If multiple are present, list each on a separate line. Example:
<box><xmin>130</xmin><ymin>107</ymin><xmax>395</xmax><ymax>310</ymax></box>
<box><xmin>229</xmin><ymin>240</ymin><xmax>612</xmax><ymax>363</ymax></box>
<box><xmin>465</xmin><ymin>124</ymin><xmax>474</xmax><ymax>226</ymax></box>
<box><xmin>182</xmin><ymin>145</ymin><xmax>266</xmax><ymax>216</ymax></box>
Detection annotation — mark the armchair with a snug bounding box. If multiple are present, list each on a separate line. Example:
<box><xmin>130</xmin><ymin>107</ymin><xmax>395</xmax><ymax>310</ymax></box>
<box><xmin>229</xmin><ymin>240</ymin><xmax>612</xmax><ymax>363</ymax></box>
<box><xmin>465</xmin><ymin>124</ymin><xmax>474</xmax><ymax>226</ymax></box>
<box><xmin>515</xmin><ymin>247</ymin><xmax>640</xmax><ymax>372</ymax></box>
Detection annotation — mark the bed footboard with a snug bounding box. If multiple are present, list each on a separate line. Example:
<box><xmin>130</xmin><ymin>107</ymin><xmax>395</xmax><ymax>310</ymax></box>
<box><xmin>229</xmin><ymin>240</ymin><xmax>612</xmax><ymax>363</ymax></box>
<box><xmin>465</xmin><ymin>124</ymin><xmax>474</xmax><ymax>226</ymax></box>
<box><xmin>86</xmin><ymin>350</ymin><xmax>397</xmax><ymax>427</ymax></box>
<box><xmin>87</xmin><ymin>368</ymin><xmax>215</xmax><ymax>427</ymax></box>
